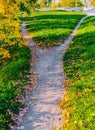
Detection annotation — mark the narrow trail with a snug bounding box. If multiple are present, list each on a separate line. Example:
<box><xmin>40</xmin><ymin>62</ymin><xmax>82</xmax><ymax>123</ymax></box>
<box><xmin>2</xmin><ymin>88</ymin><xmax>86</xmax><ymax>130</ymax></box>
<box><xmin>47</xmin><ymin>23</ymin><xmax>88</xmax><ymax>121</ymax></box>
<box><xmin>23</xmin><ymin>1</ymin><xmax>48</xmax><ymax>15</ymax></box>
<box><xmin>16</xmin><ymin>16</ymin><xmax>88</xmax><ymax>130</ymax></box>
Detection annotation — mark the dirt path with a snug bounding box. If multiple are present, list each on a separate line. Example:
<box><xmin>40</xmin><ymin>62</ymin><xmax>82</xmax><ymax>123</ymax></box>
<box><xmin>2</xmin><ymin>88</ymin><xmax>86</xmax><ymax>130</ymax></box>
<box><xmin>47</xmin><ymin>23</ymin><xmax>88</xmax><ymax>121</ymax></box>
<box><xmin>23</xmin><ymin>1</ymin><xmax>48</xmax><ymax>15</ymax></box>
<box><xmin>16</xmin><ymin>16</ymin><xmax>88</xmax><ymax>130</ymax></box>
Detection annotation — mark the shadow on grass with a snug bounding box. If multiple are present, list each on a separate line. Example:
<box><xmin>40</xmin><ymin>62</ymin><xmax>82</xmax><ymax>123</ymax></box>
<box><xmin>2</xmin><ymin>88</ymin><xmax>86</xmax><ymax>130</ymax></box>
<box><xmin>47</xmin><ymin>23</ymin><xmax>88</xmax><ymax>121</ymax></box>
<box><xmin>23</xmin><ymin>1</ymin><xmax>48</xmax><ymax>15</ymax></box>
<box><xmin>24</xmin><ymin>11</ymin><xmax>85</xmax><ymax>47</ymax></box>
<box><xmin>24</xmin><ymin>12</ymin><xmax>85</xmax><ymax>21</ymax></box>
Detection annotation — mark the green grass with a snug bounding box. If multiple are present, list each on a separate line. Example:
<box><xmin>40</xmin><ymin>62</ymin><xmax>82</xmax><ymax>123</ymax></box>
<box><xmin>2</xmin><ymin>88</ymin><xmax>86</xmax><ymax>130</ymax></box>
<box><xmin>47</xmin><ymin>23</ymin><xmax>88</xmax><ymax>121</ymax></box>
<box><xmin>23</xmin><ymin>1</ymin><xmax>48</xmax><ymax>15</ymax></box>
<box><xmin>25</xmin><ymin>11</ymin><xmax>85</xmax><ymax>48</ymax></box>
<box><xmin>0</xmin><ymin>16</ymin><xmax>31</xmax><ymax>129</ymax></box>
<box><xmin>0</xmin><ymin>46</ymin><xmax>31</xmax><ymax>130</ymax></box>
<box><xmin>63</xmin><ymin>16</ymin><xmax>95</xmax><ymax>130</ymax></box>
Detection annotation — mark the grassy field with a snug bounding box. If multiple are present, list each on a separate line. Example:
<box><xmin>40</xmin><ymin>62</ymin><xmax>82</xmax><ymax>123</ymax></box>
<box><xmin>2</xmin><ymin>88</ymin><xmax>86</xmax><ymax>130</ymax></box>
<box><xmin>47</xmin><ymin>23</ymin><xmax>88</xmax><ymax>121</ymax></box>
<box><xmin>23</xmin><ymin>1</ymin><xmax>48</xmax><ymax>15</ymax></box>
<box><xmin>62</xmin><ymin>16</ymin><xmax>95</xmax><ymax>130</ymax></box>
<box><xmin>25</xmin><ymin>11</ymin><xmax>85</xmax><ymax>48</ymax></box>
<box><xmin>0</xmin><ymin>11</ymin><xmax>85</xmax><ymax>129</ymax></box>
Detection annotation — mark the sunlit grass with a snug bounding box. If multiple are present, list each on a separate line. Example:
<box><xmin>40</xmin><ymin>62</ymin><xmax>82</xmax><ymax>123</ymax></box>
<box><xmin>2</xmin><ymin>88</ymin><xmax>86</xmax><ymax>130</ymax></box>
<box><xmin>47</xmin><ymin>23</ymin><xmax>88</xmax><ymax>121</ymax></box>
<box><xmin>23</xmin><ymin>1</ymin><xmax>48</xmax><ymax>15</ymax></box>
<box><xmin>25</xmin><ymin>11</ymin><xmax>85</xmax><ymax>48</ymax></box>
<box><xmin>63</xmin><ymin>16</ymin><xmax>95</xmax><ymax>130</ymax></box>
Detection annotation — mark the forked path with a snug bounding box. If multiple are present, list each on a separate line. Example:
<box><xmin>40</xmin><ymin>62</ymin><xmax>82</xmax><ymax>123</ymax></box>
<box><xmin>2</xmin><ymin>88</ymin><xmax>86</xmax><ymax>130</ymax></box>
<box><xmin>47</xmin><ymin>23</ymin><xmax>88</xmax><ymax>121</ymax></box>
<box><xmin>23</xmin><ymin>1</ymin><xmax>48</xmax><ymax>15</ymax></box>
<box><xmin>17</xmin><ymin>16</ymin><xmax>88</xmax><ymax>130</ymax></box>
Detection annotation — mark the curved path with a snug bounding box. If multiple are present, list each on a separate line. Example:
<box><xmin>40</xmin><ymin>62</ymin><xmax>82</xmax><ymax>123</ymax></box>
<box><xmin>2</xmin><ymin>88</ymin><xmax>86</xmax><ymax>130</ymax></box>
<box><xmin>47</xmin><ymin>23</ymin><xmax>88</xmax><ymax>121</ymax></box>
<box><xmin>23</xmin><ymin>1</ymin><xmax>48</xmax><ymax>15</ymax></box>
<box><xmin>16</xmin><ymin>16</ymin><xmax>88</xmax><ymax>130</ymax></box>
